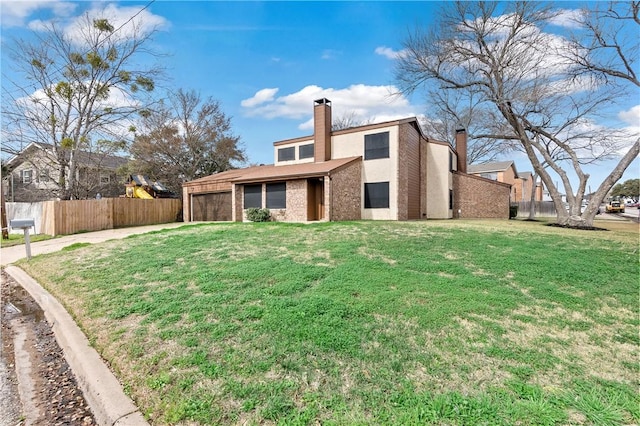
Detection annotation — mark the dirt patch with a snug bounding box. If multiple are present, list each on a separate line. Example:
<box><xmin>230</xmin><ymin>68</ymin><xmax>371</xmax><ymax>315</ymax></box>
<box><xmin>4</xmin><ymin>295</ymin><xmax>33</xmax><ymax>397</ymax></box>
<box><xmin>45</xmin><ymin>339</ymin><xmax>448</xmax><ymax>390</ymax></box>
<box><xmin>1</xmin><ymin>270</ymin><xmax>95</xmax><ymax>425</ymax></box>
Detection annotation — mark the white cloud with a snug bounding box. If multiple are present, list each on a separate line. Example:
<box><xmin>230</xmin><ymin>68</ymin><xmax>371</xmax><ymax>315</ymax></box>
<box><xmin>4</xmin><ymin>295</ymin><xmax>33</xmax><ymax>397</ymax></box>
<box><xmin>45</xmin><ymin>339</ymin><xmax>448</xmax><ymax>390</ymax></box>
<box><xmin>619</xmin><ymin>105</ymin><xmax>640</xmax><ymax>127</ymax></box>
<box><xmin>375</xmin><ymin>46</ymin><xmax>407</xmax><ymax>60</ymax></box>
<box><xmin>0</xmin><ymin>1</ymin><xmax>77</xmax><ymax>28</ymax></box>
<box><xmin>241</xmin><ymin>84</ymin><xmax>418</xmax><ymax>130</ymax></box>
<box><xmin>62</xmin><ymin>3</ymin><xmax>169</xmax><ymax>46</ymax></box>
<box><xmin>321</xmin><ymin>49</ymin><xmax>341</xmax><ymax>60</ymax></box>
<box><xmin>11</xmin><ymin>2</ymin><xmax>169</xmax><ymax>45</ymax></box>
<box><xmin>241</xmin><ymin>88</ymin><xmax>279</xmax><ymax>108</ymax></box>
<box><xmin>547</xmin><ymin>9</ymin><xmax>586</xmax><ymax>29</ymax></box>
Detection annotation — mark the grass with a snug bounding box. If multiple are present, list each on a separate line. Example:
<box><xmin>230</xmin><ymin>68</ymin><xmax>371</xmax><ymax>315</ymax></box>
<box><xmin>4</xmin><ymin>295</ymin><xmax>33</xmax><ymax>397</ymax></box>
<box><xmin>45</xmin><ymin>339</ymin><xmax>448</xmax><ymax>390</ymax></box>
<box><xmin>1</xmin><ymin>233</ymin><xmax>54</xmax><ymax>247</ymax></box>
<box><xmin>18</xmin><ymin>220</ymin><xmax>639</xmax><ymax>425</ymax></box>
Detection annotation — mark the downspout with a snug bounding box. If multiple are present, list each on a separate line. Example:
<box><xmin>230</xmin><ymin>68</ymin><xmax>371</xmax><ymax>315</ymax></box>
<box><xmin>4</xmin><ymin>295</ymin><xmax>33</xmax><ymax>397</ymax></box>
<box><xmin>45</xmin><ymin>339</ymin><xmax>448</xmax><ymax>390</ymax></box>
<box><xmin>190</xmin><ymin>193</ymin><xmax>193</xmax><ymax>222</ymax></box>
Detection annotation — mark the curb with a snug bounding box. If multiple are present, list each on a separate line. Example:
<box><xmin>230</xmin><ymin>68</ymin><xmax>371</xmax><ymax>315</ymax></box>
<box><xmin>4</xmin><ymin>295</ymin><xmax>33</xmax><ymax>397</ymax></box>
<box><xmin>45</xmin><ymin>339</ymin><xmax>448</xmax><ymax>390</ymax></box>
<box><xmin>4</xmin><ymin>266</ymin><xmax>149</xmax><ymax>426</ymax></box>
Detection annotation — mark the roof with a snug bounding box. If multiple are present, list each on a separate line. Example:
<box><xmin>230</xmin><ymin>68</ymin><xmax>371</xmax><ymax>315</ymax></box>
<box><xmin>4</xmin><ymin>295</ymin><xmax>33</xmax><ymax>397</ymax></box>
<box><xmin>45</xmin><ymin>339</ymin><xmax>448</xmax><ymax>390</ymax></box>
<box><xmin>518</xmin><ymin>171</ymin><xmax>532</xmax><ymax>180</ymax></box>
<box><xmin>183</xmin><ymin>156</ymin><xmax>361</xmax><ymax>187</ymax></box>
<box><xmin>274</xmin><ymin>116</ymin><xmax>436</xmax><ymax>147</ymax></box>
<box><xmin>6</xmin><ymin>142</ymin><xmax>128</xmax><ymax>170</ymax></box>
<box><xmin>467</xmin><ymin>161</ymin><xmax>518</xmax><ymax>176</ymax></box>
<box><xmin>127</xmin><ymin>175</ymin><xmax>170</xmax><ymax>193</ymax></box>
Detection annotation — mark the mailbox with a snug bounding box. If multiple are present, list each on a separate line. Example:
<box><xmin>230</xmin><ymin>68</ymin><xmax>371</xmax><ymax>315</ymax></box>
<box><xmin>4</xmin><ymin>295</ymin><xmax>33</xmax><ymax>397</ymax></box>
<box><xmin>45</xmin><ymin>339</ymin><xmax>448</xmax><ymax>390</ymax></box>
<box><xmin>10</xmin><ymin>219</ymin><xmax>35</xmax><ymax>229</ymax></box>
<box><xmin>9</xmin><ymin>218</ymin><xmax>36</xmax><ymax>260</ymax></box>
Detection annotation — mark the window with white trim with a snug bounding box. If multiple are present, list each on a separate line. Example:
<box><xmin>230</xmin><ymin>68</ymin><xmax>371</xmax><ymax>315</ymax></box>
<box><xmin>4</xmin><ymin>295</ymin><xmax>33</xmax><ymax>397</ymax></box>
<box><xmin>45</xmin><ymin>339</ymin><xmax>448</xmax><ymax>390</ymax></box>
<box><xmin>21</xmin><ymin>169</ymin><xmax>33</xmax><ymax>184</ymax></box>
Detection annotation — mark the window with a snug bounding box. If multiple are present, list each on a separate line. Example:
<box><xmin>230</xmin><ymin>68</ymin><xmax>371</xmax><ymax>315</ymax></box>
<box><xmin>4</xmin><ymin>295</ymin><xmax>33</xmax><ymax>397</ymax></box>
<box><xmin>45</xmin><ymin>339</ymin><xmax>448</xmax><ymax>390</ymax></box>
<box><xmin>481</xmin><ymin>172</ymin><xmax>497</xmax><ymax>180</ymax></box>
<box><xmin>21</xmin><ymin>169</ymin><xmax>33</xmax><ymax>184</ymax></box>
<box><xmin>266</xmin><ymin>182</ymin><xmax>286</xmax><ymax>209</ymax></box>
<box><xmin>364</xmin><ymin>132</ymin><xmax>389</xmax><ymax>160</ymax></box>
<box><xmin>364</xmin><ymin>182</ymin><xmax>389</xmax><ymax>208</ymax></box>
<box><xmin>100</xmin><ymin>173</ymin><xmax>110</xmax><ymax>184</ymax></box>
<box><xmin>277</xmin><ymin>147</ymin><xmax>295</xmax><ymax>162</ymax></box>
<box><xmin>449</xmin><ymin>152</ymin><xmax>453</xmax><ymax>171</ymax></box>
<box><xmin>39</xmin><ymin>168</ymin><xmax>50</xmax><ymax>183</ymax></box>
<box><xmin>449</xmin><ymin>189</ymin><xmax>453</xmax><ymax>210</ymax></box>
<box><xmin>298</xmin><ymin>143</ymin><xmax>314</xmax><ymax>159</ymax></box>
<box><xmin>244</xmin><ymin>184</ymin><xmax>262</xmax><ymax>208</ymax></box>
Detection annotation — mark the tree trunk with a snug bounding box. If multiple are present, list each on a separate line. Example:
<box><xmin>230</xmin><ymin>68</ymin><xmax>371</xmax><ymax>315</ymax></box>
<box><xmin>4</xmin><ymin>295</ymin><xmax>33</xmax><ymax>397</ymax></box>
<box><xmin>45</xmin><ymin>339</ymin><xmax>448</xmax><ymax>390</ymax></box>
<box><xmin>527</xmin><ymin>173</ymin><xmax>538</xmax><ymax>220</ymax></box>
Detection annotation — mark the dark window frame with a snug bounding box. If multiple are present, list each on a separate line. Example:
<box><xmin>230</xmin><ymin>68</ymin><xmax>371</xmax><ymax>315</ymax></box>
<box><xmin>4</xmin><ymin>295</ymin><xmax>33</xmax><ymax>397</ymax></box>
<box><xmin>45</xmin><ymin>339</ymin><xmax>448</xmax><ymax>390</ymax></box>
<box><xmin>364</xmin><ymin>132</ymin><xmax>390</xmax><ymax>160</ymax></box>
<box><xmin>298</xmin><ymin>143</ymin><xmax>314</xmax><ymax>159</ymax></box>
<box><xmin>364</xmin><ymin>182</ymin><xmax>390</xmax><ymax>209</ymax></box>
<box><xmin>266</xmin><ymin>182</ymin><xmax>287</xmax><ymax>209</ymax></box>
<box><xmin>277</xmin><ymin>146</ymin><xmax>295</xmax><ymax>162</ymax></box>
<box><xmin>244</xmin><ymin>184</ymin><xmax>262</xmax><ymax>208</ymax></box>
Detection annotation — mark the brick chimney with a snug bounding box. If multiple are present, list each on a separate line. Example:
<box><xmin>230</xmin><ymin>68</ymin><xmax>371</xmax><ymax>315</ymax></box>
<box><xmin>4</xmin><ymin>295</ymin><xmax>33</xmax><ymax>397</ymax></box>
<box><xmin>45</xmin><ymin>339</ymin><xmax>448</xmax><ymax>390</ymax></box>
<box><xmin>455</xmin><ymin>127</ymin><xmax>467</xmax><ymax>173</ymax></box>
<box><xmin>314</xmin><ymin>98</ymin><xmax>332</xmax><ymax>162</ymax></box>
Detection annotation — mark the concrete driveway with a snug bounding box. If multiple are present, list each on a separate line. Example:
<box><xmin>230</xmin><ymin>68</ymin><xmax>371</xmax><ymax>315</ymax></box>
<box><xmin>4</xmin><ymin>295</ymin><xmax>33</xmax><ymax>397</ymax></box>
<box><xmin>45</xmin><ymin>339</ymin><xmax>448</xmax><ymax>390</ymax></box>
<box><xmin>1</xmin><ymin>222</ymin><xmax>187</xmax><ymax>266</ymax></box>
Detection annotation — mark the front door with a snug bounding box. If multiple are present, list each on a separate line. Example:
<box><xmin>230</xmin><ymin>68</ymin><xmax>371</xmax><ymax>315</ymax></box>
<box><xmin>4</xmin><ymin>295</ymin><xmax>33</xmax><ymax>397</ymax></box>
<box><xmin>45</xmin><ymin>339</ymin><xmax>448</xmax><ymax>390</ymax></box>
<box><xmin>307</xmin><ymin>178</ymin><xmax>324</xmax><ymax>221</ymax></box>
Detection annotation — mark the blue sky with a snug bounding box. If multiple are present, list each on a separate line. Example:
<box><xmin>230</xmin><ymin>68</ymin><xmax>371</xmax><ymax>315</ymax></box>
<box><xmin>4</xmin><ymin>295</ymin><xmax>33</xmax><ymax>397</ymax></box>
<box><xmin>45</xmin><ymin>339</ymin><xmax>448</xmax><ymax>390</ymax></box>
<box><xmin>1</xmin><ymin>1</ymin><xmax>638</xmax><ymax>192</ymax></box>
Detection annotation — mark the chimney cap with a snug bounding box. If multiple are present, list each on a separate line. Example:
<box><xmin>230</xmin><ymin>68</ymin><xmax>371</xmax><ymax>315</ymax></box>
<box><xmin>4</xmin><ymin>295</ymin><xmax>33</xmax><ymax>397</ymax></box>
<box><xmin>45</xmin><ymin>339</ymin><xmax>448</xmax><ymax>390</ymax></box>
<box><xmin>455</xmin><ymin>127</ymin><xmax>466</xmax><ymax>133</ymax></box>
<box><xmin>314</xmin><ymin>98</ymin><xmax>331</xmax><ymax>106</ymax></box>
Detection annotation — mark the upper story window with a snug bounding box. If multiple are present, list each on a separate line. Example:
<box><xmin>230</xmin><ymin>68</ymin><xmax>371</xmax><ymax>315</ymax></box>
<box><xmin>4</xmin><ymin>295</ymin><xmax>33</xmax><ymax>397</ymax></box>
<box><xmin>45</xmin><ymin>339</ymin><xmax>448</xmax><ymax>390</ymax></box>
<box><xmin>244</xmin><ymin>184</ymin><xmax>262</xmax><ymax>208</ymax></box>
<box><xmin>277</xmin><ymin>147</ymin><xmax>295</xmax><ymax>162</ymax></box>
<box><xmin>21</xmin><ymin>169</ymin><xmax>33</xmax><ymax>184</ymax></box>
<box><xmin>100</xmin><ymin>173</ymin><xmax>111</xmax><ymax>184</ymax></box>
<box><xmin>449</xmin><ymin>152</ymin><xmax>453</xmax><ymax>171</ymax></box>
<box><xmin>364</xmin><ymin>132</ymin><xmax>389</xmax><ymax>160</ymax></box>
<box><xmin>266</xmin><ymin>182</ymin><xmax>286</xmax><ymax>209</ymax></box>
<box><xmin>298</xmin><ymin>143</ymin><xmax>314</xmax><ymax>159</ymax></box>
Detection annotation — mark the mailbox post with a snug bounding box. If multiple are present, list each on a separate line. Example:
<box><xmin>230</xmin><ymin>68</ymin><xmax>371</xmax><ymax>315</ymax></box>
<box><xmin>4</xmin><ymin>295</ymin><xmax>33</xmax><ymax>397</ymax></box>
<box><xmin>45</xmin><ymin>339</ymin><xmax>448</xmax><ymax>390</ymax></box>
<box><xmin>10</xmin><ymin>219</ymin><xmax>35</xmax><ymax>260</ymax></box>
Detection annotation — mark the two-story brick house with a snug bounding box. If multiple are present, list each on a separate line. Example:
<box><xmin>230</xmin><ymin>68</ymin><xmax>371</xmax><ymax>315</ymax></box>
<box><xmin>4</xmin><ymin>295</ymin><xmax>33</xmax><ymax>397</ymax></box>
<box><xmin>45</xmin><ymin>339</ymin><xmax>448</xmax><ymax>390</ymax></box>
<box><xmin>182</xmin><ymin>98</ymin><xmax>511</xmax><ymax>222</ymax></box>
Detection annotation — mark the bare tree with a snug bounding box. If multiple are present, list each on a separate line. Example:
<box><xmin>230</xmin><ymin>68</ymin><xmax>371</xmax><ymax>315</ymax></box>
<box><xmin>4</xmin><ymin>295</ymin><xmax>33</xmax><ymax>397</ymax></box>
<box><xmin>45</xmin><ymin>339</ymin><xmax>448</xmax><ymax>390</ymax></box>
<box><xmin>395</xmin><ymin>1</ymin><xmax>639</xmax><ymax>228</ymax></box>
<box><xmin>129</xmin><ymin>89</ymin><xmax>246</xmax><ymax>194</ymax></box>
<box><xmin>421</xmin><ymin>89</ymin><xmax>517</xmax><ymax>164</ymax></box>
<box><xmin>332</xmin><ymin>111</ymin><xmax>374</xmax><ymax>131</ymax></box>
<box><xmin>2</xmin><ymin>12</ymin><xmax>163</xmax><ymax>199</ymax></box>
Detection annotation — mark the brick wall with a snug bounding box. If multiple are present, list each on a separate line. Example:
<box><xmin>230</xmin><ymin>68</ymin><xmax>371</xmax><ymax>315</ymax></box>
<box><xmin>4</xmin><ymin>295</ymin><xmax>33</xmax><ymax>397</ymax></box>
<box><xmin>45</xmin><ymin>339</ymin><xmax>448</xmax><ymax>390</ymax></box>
<box><xmin>329</xmin><ymin>161</ymin><xmax>361</xmax><ymax>221</ymax></box>
<box><xmin>269</xmin><ymin>179</ymin><xmax>307</xmax><ymax>222</ymax></box>
<box><xmin>397</xmin><ymin>123</ymin><xmax>422</xmax><ymax>220</ymax></box>
<box><xmin>453</xmin><ymin>172</ymin><xmax>510</xmax><ymax>219</ymax></box>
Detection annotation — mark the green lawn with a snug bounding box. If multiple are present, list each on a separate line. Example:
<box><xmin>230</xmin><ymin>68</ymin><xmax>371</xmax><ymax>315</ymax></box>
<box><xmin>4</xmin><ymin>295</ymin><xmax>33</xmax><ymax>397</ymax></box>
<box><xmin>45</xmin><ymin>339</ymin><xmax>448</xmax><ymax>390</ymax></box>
<box><xmin>1</xmin><ymin>233</ymin><xmax>53</xmax><ymax>247</ymax></box>
<box><xmin>18</xmin><ymin>220</ymin><xmax>639</xmax><ymax>425</ymax></box>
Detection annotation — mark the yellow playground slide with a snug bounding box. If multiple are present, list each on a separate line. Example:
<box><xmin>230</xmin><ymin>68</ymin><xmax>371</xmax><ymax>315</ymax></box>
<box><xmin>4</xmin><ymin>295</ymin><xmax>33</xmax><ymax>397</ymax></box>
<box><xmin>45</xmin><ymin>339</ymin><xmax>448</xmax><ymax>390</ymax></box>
<box><xmin>133</xmin><ymin>186</ymin><xmax>154</xmax><ymax>199</ymax></box>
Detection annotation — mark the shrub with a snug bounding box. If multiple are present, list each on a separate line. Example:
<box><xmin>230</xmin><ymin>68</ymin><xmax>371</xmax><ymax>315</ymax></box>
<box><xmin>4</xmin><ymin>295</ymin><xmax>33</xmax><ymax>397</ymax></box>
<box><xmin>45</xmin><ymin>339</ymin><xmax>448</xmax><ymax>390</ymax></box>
<box><xmin>246</xmin><ymin>208</ymin><xmax>271</xmax><ymax>222</ymax></box>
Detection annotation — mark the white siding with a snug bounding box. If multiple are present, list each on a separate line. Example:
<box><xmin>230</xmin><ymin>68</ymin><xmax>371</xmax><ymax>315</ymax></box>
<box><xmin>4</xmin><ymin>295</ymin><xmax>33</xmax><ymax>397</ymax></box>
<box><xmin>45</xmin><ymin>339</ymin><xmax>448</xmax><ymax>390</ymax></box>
<box><xmin>332</xmin><ymin>126</ymin><xmax>399</xmax><ymax>220</ymax></box>
<box><xmin>426</xmin><ymin>143</ymin><xmax>454</xmax><ymax>219</ymax></box>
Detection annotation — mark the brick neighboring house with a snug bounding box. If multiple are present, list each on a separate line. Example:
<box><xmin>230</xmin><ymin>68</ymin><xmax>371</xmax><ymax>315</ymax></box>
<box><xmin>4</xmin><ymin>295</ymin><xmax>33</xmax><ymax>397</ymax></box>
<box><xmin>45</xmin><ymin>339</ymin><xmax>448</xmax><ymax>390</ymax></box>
<box><xmin>2</xmin><ymin>142</ymin><xmax>128</xmax><ymax>202</ymax></box>
<box><xmin>183</xmin><ymin>98</ymin><xmax>511</xmax><ymax>222</ymax></box>
<box><xmin>467</xmin><ymin>161</ymin><xmax>544</xmax><ymax>202</ymax></box>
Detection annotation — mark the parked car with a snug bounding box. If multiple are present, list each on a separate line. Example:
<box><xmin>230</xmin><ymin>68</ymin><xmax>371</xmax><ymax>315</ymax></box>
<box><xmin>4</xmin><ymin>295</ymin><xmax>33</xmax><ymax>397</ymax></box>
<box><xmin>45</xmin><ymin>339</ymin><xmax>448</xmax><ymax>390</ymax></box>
<box><xmin>605</xmin><ymin>200</ymin><xmax>625</xmax><ymax>213</ymax></box>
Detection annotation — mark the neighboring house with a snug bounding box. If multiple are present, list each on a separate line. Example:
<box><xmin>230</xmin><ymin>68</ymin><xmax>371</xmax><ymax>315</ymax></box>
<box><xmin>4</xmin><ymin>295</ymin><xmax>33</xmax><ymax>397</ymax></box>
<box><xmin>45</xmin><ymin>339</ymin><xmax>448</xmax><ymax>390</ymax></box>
<box><xmin>515</xmin><ymin>171</ymin><xmax>544</xmax><ymax>202</ymax></box>
<box><xmin>467</xmin><ymin>161</ymin><xmax>544</xmax><ymax>202</ymax></box>
<box><xmin>2</xmin><ymin>142</ymin><xmax>128</xmax><ymax>202</ymax></box>
<box><xmin>183</xmin><ymin>98</ymin><xmax>511</xmax><ymax>222</ymax></box>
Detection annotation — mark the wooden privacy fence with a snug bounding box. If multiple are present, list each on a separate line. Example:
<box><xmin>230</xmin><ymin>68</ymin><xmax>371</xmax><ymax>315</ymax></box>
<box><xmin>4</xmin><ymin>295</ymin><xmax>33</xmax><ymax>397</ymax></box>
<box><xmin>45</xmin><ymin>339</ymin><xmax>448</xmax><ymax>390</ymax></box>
<box><xmin>40</xmin><ymin>198</ymin><xmax>182</xmax><ymax>236</ymax></box>
<box><xmin>515</xmin><ymin>201</ymin><xmax>557</xmax><ymax>218</ymax></box>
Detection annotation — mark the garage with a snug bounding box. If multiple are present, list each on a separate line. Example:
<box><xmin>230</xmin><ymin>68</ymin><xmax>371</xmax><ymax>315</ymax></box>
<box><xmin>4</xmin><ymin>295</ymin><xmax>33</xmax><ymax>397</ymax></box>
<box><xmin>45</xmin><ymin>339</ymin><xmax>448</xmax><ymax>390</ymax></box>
<box><xmin>191</xmin><ymin>192</ymin><xmax>232</xmax><ymax>221</ymax></box>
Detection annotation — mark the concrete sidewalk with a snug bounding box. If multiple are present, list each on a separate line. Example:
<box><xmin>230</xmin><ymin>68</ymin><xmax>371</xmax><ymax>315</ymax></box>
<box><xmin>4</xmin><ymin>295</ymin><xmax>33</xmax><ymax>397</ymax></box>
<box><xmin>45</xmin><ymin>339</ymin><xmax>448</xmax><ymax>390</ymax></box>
<box><xmin>1</xmin><ymin>222</ymin><xmax>189</xmax><ymax>426</ymax></box>
<box><xmin>1</xmin><ymin>222</ymin><xmax>186</xmax><ymax>266</ymax></box>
